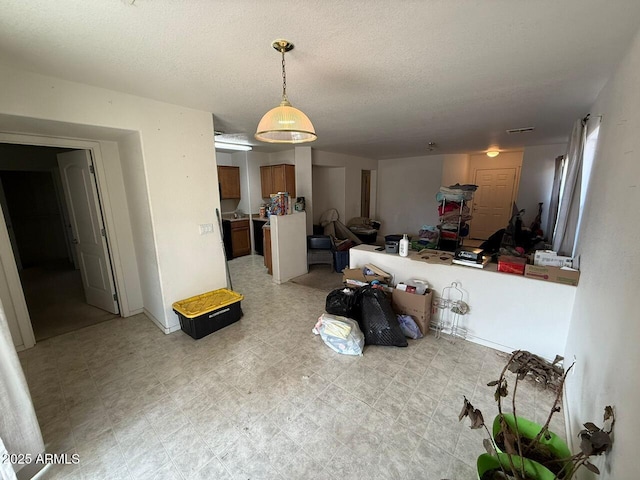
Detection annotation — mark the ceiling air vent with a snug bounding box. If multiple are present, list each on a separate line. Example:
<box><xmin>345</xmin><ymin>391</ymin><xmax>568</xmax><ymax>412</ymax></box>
<box><xmin>506</xmin><ymin>126</ymin><xmax>535</xmax><ymax>134</ymax></box>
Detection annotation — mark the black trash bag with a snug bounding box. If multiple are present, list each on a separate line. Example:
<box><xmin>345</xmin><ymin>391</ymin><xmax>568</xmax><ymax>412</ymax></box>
<box><xmin>358</xmin><ymin>286</ymin><xmax>408</xmax><ymax>347</ymax></box>
<box><xmin>325</xmin><ymin>288</ymin><xmax>358</xmax><ymax>318</ymax></box>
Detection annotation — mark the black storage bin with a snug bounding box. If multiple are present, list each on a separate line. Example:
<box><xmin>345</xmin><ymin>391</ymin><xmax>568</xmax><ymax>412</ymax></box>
<box><xmin>334</xmin><ymin>250</ymin><xmax>349</xmax><ymax>273</ymax></box>
<box><xmin>172</xmin><ymin>289</ymin><xmax>244</xmax><ymax>339</ymax></box>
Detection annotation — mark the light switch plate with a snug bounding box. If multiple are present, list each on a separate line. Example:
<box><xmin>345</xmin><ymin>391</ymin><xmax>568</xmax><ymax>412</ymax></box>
<box><xmin>199</xmin><ymin>223</ymin><xmax>214</xmax><ymax>235</ymax></box>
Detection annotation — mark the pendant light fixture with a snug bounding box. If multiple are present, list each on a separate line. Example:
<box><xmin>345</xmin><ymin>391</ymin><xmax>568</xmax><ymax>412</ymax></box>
<box><xmin>255</xmin><ymin>39</ymin><xmax>317</xmax><ymax>144</ymax></box>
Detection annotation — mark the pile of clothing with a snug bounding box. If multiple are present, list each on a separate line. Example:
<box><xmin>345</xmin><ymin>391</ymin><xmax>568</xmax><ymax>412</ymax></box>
<box><xmin>436</xmin><ymin>184</ymin><xmax>478</xmax><ymax>243</ymax></box>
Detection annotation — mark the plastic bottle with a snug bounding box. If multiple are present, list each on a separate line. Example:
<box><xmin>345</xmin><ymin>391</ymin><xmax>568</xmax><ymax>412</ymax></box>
<box><xmin>399</xmin><ymin>234</ymin><xmax>409</xmax><ymax>257</ymax></box>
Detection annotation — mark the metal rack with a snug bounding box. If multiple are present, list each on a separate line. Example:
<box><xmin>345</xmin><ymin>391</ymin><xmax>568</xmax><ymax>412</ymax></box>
<box><xmin>436</xmin><ymin>188</ymin><xmax>474</xmax><ymax>251</ymax></box>
<box><xmin>432</xmin><ymin>281</ymin><xmax>469</xmax><ymax>342</ymax></box>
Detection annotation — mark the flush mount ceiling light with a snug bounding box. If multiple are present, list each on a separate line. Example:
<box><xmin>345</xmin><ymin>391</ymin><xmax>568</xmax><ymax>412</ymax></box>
<box><xmin>255</xmin><ymin>39</ymin><xmax>317</xmax><ymax>144</ymax></box>
<box><xmin>486</xmin><ymin>150</ymin><xmax>500</xmax><ymax>158</ymax></box>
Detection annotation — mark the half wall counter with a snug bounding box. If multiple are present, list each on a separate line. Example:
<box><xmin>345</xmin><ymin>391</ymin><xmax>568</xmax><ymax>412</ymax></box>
<box><xmin>349</xmin><ymin>245</ymin><xmax>576</xmax><ymax>360</ymax></box>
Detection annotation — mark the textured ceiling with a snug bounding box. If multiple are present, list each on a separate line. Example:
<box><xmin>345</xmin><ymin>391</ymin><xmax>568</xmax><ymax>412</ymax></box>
<box><xmin>1</xmin><ymin>1</ymin><xmax>640</xmax><ymax>159</ymax></box>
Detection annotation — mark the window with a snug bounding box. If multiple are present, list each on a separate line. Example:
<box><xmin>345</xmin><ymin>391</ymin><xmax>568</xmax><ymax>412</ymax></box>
<box><xmin>551</xmin><ymin>116</ymin><xmax>601</xmax><ymax>259</ymax></box>
<box><xmin>572</xmin><ymin>123</ymin><xmax>600</xmax><ymax>257</ymax></box>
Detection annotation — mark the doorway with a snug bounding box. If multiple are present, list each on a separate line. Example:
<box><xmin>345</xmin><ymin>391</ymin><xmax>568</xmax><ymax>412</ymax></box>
<box><xmin>0</xmin><ymin>144</ymin><xmax>119</xmax><ymax>341</ymax></box>
<box><xmin>361</xmin><ymin>170</ymin><xmax>371</xmax><ymax>217</ymax></box>
<box><xmin>469</xmin><ymin>167</ymin><xmax>518</xmax><ymax>240</ymax></box>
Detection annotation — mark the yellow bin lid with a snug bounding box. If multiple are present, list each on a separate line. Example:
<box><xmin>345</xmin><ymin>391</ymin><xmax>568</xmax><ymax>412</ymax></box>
<box><xmin>172</xmin><ymin>288</ymin><xmax>244</xmax><ymax>318</ymax></box>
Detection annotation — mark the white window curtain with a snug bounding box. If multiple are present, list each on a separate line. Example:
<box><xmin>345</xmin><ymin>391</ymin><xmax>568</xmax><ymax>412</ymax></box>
<box><xmin>546</xmin><ymin>155</ymin><xmax>564</xmax><ymax>242</ymax></box>
<box><xmin>0</xmin><ymin>302</ymin><xmax>44</xmax><ymax>479</ymax></box>
<box><xmin>552</xmin><ymin>118</ymin><xmax>587</xmax><ymax>255</ymax></box>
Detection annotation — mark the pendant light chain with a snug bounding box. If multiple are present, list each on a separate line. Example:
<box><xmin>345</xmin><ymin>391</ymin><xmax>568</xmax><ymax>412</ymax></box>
<box><xmin>281</xmin><ymin>48</ymin><xmax>288</xmax><ymax>102</ymax></box>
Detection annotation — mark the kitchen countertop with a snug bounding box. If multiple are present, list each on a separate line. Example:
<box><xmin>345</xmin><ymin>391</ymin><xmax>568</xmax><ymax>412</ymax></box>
<box><xmin>221</xmin><ymin>214</ymin><xmax>249</xmax><ymax>222</ymax></box>
<box><xmin>222</xmin><ymin>213</ymin><xmax>269</xmax><ymax>222</ymax></box>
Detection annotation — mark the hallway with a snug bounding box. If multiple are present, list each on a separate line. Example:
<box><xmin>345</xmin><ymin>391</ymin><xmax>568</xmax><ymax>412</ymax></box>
<box><xmin>20</xmin><ymin>260</ymin><xmax>118</xmax><ymax>341</ymax></box>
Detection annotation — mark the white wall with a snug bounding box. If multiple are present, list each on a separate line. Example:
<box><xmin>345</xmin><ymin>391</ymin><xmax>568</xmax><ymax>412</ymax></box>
<box><xmin>0</xmin><ymin>64</ymin><xmax>224</xmax><ymax>332</ymax></box>
<box><xmin>377</xmin><ymin>154</ymin><xmax>446</xmax><ymax>236</ymax></box>
<box><xmin>294</xmin><ymin>147</ymin><xmax>313</xmax><ymax>234</ymax></box>
<box><xmin>350</xmin><ymin>245</ymin><xmax>575</xmax><ymax>360</ymax></box>
<box><xmin>215</xmin><ymin>152</ymin><xmax>233</xmax><ymax>166</ymax></box>
<box><xmin>441</xmin><ymin>154</ymin><xmax>470</xmax><ymax>186</ymax></box>
<box><xmin>312</xmin><ymin>150</ymin><xmax>378</xmax><ymax>224</ymax></box>
<box><xmin>269</xmin><ymin>150</ymin><xmax>295</xmax><ymax>165</ymax></box>
<box><xmin>117</xmin><ymin>133</ymin><xmax>156</xmax><ymax>318</ymax></box>
<box><xmin>517</xmin><ymin>144</ymin><xmax>566</xmax><ymax>234</ymax></box>
<box><xmin>245</xmin><ymin>151</ymin><xmax>270</xmax><ymax>212</ymax></box>
<box><xmin>229</xmin><ymin>152</ymin><xmax>250</xmax><ymax>216</ymax></box>
<box><xmin>312</xmin><ymin>166</ymin><xmax>346</xmax><ymax>224</ymax></box>
<box><xmin>563</xmin><ymin>26</ymin><xmax>640</xmax><ymax>480</ymax></box>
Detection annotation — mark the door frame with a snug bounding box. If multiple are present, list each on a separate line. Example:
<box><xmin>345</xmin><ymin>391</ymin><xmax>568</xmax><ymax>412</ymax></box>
<box><xmin>0</xmin><ymin>133</ymin><xmax>129</xmax><ymax>349</ymax></box>
<box><xmin>468</xmin><ymin>161</ymin><xmax>522</xmax><ymax>240</ymax></box>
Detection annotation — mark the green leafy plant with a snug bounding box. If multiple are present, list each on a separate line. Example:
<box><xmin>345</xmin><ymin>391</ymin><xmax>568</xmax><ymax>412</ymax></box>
<box><xmin>459</xmin><ymin>350</ymin><xmax>615</xmax><ymax>480</ymax></box>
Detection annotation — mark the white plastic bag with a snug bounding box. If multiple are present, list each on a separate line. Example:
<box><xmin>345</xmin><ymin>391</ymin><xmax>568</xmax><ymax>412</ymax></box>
<box><xmin>397</xmin><ymin>314</ymin><xmax>423</xmax><ymax>339</ymax></box>
<box><xmin>313</xmin><ymin>313</ymin><xmax>364</xmax><ymax>356</ymax></box>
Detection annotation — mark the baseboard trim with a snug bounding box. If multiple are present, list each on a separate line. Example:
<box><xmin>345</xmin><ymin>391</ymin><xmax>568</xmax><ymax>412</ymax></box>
<box><xmin>143</xmin><ymin>308</ymin><xmax>181</xmax><ymax>334</ymax></box>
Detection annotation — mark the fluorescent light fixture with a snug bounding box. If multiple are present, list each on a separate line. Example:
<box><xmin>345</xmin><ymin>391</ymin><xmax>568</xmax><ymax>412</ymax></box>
<box><xmin>215</xmin><ymin>142</ymin><xmax>252</xmax><ymax>151</ymax></box>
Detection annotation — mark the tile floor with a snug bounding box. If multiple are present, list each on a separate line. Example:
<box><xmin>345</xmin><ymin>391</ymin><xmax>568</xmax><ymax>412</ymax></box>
<box><xmin>20</xmin><ymin>254</ymin><xmax>565</xmax><ymax>480</ymax></box>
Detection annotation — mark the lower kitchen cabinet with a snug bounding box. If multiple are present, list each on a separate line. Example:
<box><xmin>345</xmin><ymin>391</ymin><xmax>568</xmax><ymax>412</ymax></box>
<box><xmin>230</xmin><ymin>220</ymin><xmax>250</xmax><ymax>258</ymax></box>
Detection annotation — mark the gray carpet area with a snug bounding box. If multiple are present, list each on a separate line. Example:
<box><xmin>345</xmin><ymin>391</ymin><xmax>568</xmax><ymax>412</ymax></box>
<box><xmin>290</xmin><ymin>265</ymin><xmax>345</xmax><ymax>292</ymax></box>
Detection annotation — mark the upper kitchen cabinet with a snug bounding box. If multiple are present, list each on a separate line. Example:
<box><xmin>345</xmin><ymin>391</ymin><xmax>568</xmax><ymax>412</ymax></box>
<box><xmin>260</xmin><ymin>164</ymin><xmax>295</xmax><ymax>198</ymax></box>
<box><xmin>218</xmin><ymin>166</ymin><xmax>241</xmax><ymax>199</ymax></box>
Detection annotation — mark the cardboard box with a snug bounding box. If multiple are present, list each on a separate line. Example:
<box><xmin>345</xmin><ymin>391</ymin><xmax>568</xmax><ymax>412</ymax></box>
<box><xmin>533</xmin><ymin>250</ymin><xmax>573</xmax><ymax>268</ymax></box>
<box><xmin>392</xmin><ymin>288</ymin><xmax>433</xmax><ymax>335</ymax></box>
<box><xmin>497</xmin><ymin>255</ymin><xmax>526</xmax><ymax>275</ymax></box>
<box><xmin>524</xmin><ymin>265</ymin><xmax>580</xmax><ymax>286</ymax></box>
<box><xmin>342</xmin><ymin>268</ymin><xmax>390</xmax><ymax>287</ymax></box>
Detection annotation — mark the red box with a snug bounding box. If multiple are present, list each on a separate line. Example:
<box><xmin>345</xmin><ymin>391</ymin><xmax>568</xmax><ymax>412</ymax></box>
<box><xmin>498</xmin><ymin>255</ymin><xmax>526</xmax><ymax>275</ymax></box>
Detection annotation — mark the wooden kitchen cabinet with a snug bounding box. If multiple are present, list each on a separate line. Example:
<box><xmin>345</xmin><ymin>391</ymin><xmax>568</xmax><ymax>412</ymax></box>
<box><xmin>263</xmin><ymin>226</ymin><xmax>272</xmax><ymax>275</ymax></box>
<box><xmin>218</xmin><ymin>166</ymin><xmax>241</xmax><ymax>199</ymax></box>
<box><xmin>260</xmin><ymin>165</ymin><xmax>272</xmax><ymax>199</ymax></box>
<box><xmin>260</xmin><ymin>164</ymin><xmax>295</xmax><ymax>198</ymax></box>
<box><xmin>230</xmin><ymin>219</ymin><xmax>250</xmax><ymax>257</ymax></box>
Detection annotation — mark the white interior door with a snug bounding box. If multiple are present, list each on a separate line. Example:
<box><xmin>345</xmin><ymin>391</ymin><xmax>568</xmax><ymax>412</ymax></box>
<box><xmin>57</xmin><ymin>150</ymin><xmax>119</xmax><ymax>314</ymax></box>
<box><xmin>0</xmin><ymin>179</ymin><xmax>22</xmax><ymax>270</ymax></box>
<box><xmin>470</xmin><ymin>167</ymin><xmax>517</xmax><ymax>240</ymax></box>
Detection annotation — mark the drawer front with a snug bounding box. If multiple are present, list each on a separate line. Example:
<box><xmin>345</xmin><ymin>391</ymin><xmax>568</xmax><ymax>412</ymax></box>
<box><xmin>230</xmin><ymin>219</ymin><xmax>249</xmax><ymax>230</ymax></box>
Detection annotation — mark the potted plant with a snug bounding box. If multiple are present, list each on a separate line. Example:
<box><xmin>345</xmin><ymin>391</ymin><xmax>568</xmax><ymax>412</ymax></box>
<box><xmin>459</xmin><ymin>350</ymin><xmax>615</xmax><ymax>480</ymax></box>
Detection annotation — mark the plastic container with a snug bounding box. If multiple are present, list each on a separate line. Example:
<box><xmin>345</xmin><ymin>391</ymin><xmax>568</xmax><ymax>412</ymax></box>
<box><xmin>399</xmin><ymin>234</ymin><xmax>409</xmax><ymax>257</ymax></box>
<box><xmin>334</xmin><ymin>250</ymin><xmax>349</xmax><ymax>273</ymax></box>
<box><xmin>407</xmin><ymin>279</ymin><xmax>429</xmax><ymax>295</ymax></box>
<box><xmin>172</xmin><ymin>289</ymin><xmax>244</xmax><ymax>339</ymax></box>
<box><xmin>385</xmin><ymin>241</ymin><xmax>399</xmax><ymax>254</ymax></box>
